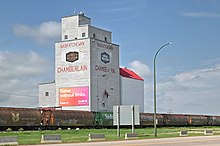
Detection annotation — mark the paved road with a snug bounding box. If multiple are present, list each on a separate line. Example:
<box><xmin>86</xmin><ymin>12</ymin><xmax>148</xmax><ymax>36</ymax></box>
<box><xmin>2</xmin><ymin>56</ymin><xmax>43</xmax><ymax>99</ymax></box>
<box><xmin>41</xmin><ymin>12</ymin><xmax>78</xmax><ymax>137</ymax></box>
<box><xmin>25</xmin><ymin>135</ymin><xmax>220</xmax><ymax>146</ymax></box>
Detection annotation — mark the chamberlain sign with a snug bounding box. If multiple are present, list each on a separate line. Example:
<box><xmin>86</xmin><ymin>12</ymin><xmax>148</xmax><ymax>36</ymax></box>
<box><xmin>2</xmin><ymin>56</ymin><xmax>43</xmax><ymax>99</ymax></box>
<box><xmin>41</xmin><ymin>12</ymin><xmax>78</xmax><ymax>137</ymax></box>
<box><xmin>57</xmin><ymin>65</ymin><xmax>88</xmax><ymax>73</ymax></box>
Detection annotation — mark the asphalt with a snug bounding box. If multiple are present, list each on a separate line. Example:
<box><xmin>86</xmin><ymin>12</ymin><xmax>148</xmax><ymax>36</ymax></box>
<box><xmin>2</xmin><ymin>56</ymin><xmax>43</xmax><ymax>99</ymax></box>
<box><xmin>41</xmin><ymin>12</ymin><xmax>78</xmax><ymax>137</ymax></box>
<box><xmin>24</xmin><ymin>135</ymin><xmax>220</xmax><ymax>146</ymax></box>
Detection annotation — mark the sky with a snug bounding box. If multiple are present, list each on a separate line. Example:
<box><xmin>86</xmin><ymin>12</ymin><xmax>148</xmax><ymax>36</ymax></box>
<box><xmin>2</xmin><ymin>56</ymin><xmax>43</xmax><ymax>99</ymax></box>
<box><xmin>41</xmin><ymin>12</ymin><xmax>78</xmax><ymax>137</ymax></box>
<box><xmin>0</xmin><ymin>0</ymin><xmax>220</xmax><ymax>115</ymax></box>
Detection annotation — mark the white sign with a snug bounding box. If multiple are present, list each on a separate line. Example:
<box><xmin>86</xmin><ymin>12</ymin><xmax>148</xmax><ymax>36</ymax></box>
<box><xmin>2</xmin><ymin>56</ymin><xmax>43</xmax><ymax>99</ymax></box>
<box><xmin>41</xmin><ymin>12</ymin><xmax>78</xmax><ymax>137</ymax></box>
<box><xmin>113</xmin><ymin>105</ymin><xmax>140</xmax><ymax>126</ymax></box>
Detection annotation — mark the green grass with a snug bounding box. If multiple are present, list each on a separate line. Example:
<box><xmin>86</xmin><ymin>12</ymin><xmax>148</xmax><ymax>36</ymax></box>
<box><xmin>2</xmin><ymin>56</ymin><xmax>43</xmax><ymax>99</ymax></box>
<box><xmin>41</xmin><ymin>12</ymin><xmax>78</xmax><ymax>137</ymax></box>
<box><xmin>1</xmin><ymin>127</ymin><xmax>220</xmax><ymax>145</ymax></box>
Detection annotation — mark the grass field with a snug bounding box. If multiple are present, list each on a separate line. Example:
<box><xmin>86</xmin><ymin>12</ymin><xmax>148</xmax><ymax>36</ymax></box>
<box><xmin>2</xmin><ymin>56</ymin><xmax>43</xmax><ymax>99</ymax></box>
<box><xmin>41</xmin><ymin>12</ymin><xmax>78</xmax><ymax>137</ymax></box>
<box><xmin>1</xmin><ymin>127</ymin><xmax>220</xmax><ymax>145</ymax></box>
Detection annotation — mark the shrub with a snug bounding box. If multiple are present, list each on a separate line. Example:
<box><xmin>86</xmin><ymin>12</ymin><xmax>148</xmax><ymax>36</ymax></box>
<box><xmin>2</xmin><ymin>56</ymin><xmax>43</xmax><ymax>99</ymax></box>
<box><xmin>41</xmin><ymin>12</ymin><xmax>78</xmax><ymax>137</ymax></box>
<box><xmin>6</xmin><ymin>128</ymin><xmax>12</xmax><ymax>132</ymax></box>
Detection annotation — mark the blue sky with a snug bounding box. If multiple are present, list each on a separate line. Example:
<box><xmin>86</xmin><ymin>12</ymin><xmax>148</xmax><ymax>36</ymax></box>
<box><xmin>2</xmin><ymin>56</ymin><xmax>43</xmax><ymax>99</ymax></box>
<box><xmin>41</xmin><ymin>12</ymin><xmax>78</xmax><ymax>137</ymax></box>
<box><xmin>0</xmin><ymin>0</ymin><xmax>220</xmax><ymax>115</ymax></box>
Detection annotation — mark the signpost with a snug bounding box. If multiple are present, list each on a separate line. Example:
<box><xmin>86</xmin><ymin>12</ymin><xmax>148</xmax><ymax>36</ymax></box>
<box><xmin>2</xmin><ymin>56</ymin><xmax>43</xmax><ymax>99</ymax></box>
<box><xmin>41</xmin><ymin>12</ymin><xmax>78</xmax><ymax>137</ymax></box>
<box><xmin>113</xmin><ymin>105</ymin><xmax>140</xmax><ymax>137</ymax></box>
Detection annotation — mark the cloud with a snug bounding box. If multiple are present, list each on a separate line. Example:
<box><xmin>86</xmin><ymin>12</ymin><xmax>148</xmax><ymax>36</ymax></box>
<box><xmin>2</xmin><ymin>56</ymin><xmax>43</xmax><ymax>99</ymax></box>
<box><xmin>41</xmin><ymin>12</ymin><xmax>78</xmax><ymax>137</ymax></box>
<box><xmin>182</xmin><ymin>12</ymin><xmax>220</xmax><ymax>18</ymax></box>
<box><xmin>127</xmin><ymin>60</ymin><xmax>154</xmax><ymax>112</ymax></box>
<box><xmin>154</xmin><ymin>63</ymin><xmax>220</xmax><ymax>115</ymax></box>
<box><xmin>199</xmin><ymin>58</ymin><xmax>220</xmax><ymax>68</ymax></box>
<box><xmin>0</xmin><ymin>51</ymin><xmax>53</xmax><ymax>107</ymax></box>
<box><xmin>128</xmin><ymin>60</ymin><xmax>152</xmax><ymax>79</ymax></box>
<box><xmin>0</xmin><ymin>50</ymin><xmax>50</xmax><ymax>78</ymax></box>
<box><xmin>13</xmin><ymin>21</ymin><xmax>61</xmax><ymax>44</ymax></box>
<box><xmin>132</xmin><ymin>58</ymin><xmax>220</xmax><ymax>115</ymax></box>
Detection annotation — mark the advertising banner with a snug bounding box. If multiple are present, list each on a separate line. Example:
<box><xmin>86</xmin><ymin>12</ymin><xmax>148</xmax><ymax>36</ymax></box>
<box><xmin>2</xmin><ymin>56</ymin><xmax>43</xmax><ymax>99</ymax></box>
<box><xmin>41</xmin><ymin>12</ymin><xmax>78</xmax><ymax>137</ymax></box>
<box><xmin>59</xmin><ymin>86</ymin><xmax>89</xmax><ymax>106</ymax></box>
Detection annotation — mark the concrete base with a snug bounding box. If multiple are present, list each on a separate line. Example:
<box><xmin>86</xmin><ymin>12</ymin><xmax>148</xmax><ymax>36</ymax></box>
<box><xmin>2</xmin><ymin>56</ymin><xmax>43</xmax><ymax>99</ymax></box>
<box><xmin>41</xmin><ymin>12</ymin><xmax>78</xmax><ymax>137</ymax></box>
<box><xmin>41</xmin><ymin>134</ymin><xmax>62</xmax><ymax>143</ymax></box>
<box><xmin>125</xmin><ymin>133</ymin><xmax>138</xmax><ymax>139</ymax></box>
<box><xmin>0</xmin><ymin>136</ymin><xmax>18</xmax><ymax>145</ymax></box>
<box><xmin>88</xmin><ymin>134</ymin><xmax>105</xmax><ymax>141</ymax></box>
<box><xmin>180</xmin><ymin>131</ymin><xmax>188</xmax><ymax>136</ymax></box>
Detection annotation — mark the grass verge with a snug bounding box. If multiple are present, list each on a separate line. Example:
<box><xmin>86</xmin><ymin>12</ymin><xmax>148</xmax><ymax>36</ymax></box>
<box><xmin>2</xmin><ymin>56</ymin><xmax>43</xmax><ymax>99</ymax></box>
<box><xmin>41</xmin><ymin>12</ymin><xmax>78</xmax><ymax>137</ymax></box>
<box><xmin>0</xmin><ymin>126</ymin><xmax>220</xmax><ymax>145</ymax></box>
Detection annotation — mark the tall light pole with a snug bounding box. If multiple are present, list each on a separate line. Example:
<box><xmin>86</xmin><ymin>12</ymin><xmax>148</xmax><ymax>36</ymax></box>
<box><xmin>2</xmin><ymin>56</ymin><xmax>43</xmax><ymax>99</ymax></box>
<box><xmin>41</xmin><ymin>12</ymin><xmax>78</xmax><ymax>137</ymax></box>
<box><xmin>153</xmin><ymin>42</ymin><xmax>172</xmax><ymax>137</ymax></box>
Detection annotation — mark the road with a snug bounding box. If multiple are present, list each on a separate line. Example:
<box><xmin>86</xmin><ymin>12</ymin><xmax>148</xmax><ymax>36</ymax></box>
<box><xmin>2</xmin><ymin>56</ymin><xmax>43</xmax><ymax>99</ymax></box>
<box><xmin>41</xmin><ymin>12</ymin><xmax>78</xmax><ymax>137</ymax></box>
<box><xmin>25</xmin><ymin>135</ymin><xmax>220</xmax><ymax>146</ymax></box>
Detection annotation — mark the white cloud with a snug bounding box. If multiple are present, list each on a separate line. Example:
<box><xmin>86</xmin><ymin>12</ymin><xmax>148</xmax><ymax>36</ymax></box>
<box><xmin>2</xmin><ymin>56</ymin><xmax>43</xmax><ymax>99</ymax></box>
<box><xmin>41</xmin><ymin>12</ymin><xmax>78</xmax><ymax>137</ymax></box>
<box><xmin>13</xmin><ymin>21</ymin><xmax>61</xmax><ymax>44</ymax></box>
<box><xmin>130</xmin><ymin>59</ymin><xmax>220</xmax><ymax>115</ymax></box>
<box><xmin>128</xmin><ymin>60</ymin><xmax>152</xmax><ymax>79</ymax></box>
<box><xmin>150</xmin><ymin>63</ymin><xmax>220</xmax><ymax>115</ymax></box>
<box><xmin>0</xmin><ymin>51</ymin><xmax>50</xmax><ymax>78</ymax></box>
<box><xmin>0</xmin><ymin>51</ymin><xmax>53</xmax><ymax>107</ymax></box>
<box><xmin>182</xmin><ymin>12</ymin><xmax>220</xmax><ymax>18</ymax></box>
<box><xmin>127</xmin><ymin>60</ymin><xmax>154</xmax><ymax>112</ymax></box>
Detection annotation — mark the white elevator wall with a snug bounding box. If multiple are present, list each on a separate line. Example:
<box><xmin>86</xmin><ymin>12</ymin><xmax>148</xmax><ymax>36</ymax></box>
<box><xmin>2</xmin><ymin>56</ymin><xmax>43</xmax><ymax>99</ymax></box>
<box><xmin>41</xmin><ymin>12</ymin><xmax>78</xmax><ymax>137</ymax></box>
<box><xmin>120</xmin><ymin>76</ymin><xmax>144</xmax><ymax>112</ymax></box>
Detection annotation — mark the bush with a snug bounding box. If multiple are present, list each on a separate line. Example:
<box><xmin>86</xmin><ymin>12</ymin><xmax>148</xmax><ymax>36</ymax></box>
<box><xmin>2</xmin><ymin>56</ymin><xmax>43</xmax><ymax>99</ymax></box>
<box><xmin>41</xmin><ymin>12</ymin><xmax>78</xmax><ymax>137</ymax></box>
<box><xmin>6</xmin><ymin>128</ymin><xmax>12</xmax><ymax>132</ymax></box>
<box><xmin>57</xmin><ymin>127</ymin><xmax>62</xmax><ymax>130</ymax></box>
<box><xmin>19</xmin><ymin>128</ymin><xmax>24</xmax><ymax>131</ymax></box>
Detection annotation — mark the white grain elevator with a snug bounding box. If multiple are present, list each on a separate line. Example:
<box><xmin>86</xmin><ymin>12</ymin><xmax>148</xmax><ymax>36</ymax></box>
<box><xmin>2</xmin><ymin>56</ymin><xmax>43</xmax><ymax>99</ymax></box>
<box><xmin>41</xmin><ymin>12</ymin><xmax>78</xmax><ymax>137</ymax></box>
<box><xmin>39</xmin><ymin>13</ymin><xmax>120</xmax><ymax>111</ymax></box>
<box><xmin>39</xmin><ymin>13</ymin><xmax>144</xmax><ymax>112</ymax></box>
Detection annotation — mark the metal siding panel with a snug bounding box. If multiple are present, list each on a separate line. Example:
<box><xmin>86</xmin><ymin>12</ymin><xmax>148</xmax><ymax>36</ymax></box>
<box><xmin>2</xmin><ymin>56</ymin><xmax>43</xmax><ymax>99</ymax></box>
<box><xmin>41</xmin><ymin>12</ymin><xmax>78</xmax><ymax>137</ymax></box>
<box><xmin>91</xmin><ymin>39</ymin><xmax>119</xmax><ymax>112</ymax></box>
<box><xmin>39</xmin><ymin>83</ymin><xmax>56</xmax><ymax>107</ymax></box>
<box><xmin>120</xmin><ymin>77</ymin><xmax>144</xmax><ymax>112</ymax></box>
<box><xmin>55</xmin><ymin>39</ymin><xmax>90</xmax><ymax>111</ymax></box>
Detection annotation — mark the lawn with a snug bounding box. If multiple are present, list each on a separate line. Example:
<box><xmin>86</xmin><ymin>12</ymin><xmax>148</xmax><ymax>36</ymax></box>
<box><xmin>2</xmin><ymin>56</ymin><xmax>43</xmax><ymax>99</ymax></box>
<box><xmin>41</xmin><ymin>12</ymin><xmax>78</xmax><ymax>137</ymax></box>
<box><xmin>1</xmin><ymin>127</ymin><xmax>220</xmax><ymax>145</ymax></box>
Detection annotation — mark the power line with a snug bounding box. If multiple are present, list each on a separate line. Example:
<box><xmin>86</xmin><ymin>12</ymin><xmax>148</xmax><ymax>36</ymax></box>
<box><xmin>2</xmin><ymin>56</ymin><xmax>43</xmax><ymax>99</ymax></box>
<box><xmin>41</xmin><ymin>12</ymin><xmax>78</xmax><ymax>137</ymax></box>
<box><xmin>0</xmin><ymin>91</ymin><xmax>38</xmax><ymax>97</ymax></box>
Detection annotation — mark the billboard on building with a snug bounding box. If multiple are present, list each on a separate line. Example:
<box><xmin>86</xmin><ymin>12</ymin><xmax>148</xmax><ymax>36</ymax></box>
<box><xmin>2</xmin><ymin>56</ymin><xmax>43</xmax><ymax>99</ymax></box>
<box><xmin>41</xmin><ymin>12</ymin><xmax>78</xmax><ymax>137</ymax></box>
<box><xmin>59</xmin><ymin>86</ymin><xmax>89</xmax><ymax>106</ymax></box>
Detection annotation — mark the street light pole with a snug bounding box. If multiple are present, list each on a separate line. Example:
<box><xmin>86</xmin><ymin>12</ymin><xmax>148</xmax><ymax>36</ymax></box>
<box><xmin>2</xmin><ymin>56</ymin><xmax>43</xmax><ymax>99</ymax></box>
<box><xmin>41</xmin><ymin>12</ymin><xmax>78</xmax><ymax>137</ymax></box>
<box><xmin>153</xmin><ymin>42</ymin><xmax>172</xmax><ymax>137</ymax></box>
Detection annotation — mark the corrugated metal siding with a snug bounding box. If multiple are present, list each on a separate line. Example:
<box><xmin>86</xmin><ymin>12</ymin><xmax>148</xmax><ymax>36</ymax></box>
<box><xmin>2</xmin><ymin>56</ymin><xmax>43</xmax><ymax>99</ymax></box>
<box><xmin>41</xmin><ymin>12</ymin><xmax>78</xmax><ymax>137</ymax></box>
<box><xmin>39</xmin><ymin>82</ymin><xmax>56</xmax><ymax>107</ymax></box>
<box><xmin>90</xmin><ymin>39</ymin><xmax>120</xmax><ymax>112</ymax></box>
<box><xmin>55</xmin><ymin>39</ymin><xmax>90</xmax><ymax>111</ymax></box>
<box><xmin>120</xmin><ymin>76</ymin><xmax>144</xmax><ymax>112</ymax></box>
